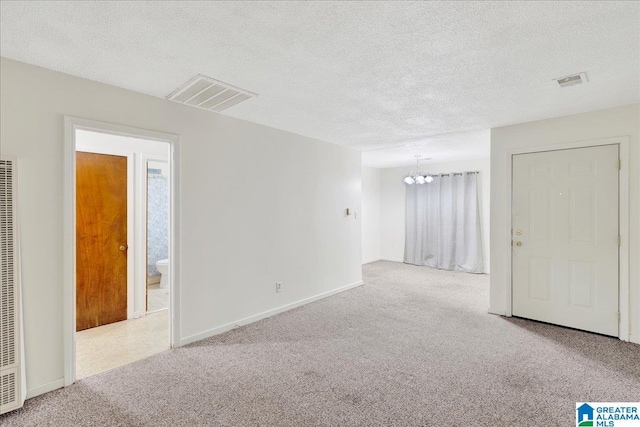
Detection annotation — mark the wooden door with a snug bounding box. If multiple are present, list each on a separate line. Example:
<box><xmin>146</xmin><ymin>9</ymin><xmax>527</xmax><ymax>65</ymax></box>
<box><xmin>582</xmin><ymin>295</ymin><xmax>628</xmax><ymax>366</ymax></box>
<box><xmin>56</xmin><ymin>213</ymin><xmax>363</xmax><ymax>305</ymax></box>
<box><xmin>76</xmin><ymin>152</ymin><xmax>128</xmax><ymax>331</ymax></box>
<box><xmin>512</xmin><ymin>145</ymin><xmax>619</xmax><ymax>336</ymax></box>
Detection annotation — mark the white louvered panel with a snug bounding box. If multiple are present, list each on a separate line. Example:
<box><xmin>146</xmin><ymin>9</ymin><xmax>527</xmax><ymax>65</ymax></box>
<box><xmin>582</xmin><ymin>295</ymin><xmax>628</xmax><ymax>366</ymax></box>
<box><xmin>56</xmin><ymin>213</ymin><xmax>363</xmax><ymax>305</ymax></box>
<box><xmin>1</xmin><ymin>160</ymin><xmax>15</xmax><ymax>368</ymax></box>
<box><xmin>1</xmin><ymin>369</ymin><xmax>16</xmax><ymax>407</ymax></box>
<box><xmin>166</xmin><ymin>74</ymin><xmax>257</xmax><ymax>113</ymax></box>
<box><xmin>0</xmin><ymin>158</ymin><xmax>23</xmax><ymax>414</ymax></box>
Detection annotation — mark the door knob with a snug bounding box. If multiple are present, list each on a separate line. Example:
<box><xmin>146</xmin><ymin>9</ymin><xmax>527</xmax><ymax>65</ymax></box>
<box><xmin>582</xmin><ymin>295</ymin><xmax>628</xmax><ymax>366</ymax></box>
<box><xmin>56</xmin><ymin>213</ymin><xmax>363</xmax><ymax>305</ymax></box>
<box><xmin>119</xmin><ymin>245</ymin><xmax>126</xmax><ymax>251</ymax></box>
<box><xmin>515</xmin><ymin>229</ymin><xmax>522</xmax><ymax>235</ymax></box>
<box><xmin>514</xmin><ymin>241</ymin><xmax>522</xmax><ymax>247</ymax></box>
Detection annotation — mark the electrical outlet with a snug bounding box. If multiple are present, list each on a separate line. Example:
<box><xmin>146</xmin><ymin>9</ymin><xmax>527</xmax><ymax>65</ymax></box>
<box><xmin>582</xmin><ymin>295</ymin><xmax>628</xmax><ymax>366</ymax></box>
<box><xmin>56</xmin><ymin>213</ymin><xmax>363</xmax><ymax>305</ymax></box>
<box><xmin>276</xmin><ymin>282</ymin><xmax>282</xmax><ymax>293</ymax></box>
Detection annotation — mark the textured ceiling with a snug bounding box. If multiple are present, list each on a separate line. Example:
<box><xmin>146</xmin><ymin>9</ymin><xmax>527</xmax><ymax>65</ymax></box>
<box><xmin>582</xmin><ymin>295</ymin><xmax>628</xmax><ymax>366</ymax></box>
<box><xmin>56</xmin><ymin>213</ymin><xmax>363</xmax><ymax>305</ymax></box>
<box><xmin>1</xmin><ymin>1</ymin><xmax>638</xmax><ymax>167</ymax></box>
<box><xmin>362</xmin><ymin>129</ymin><xmax>490</xmax><ymax>168</ymax></box>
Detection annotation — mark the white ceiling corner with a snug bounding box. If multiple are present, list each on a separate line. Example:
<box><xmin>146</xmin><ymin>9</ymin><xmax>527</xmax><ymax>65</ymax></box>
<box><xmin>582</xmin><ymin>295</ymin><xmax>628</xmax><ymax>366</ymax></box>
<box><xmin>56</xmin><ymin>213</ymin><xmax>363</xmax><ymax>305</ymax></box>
<box><xmin>0</xmin><ymin>1</ymin><xmax>638</xmax><ymax>168</ymax></box>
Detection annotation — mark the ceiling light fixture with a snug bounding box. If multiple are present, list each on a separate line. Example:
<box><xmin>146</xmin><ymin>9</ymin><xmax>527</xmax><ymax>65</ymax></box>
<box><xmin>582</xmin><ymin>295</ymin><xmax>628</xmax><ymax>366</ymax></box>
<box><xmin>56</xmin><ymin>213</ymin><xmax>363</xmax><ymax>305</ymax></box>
<box><xmin>403</xmin><ymin>155</ymin><xmax>433</xmax><ymax>185</ymax></box>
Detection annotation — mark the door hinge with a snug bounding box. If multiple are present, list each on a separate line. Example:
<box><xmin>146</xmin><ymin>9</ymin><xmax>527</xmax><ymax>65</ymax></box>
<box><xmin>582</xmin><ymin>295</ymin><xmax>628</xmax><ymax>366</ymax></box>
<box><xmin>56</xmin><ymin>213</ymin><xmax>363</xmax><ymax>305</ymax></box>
<box><xmin>618</xmin><ymin>159</ymin><xmax>622</xmax><ymax>170</ymax></box>
<box><xmin>618</xmin><ymin>312</ymin><xmax>621</xmax><ymax>323</ymax></box>
<box><xmin>617</xmin><ymin>235</ymin><xmax>621</xmax><ymax>247</ymax></box>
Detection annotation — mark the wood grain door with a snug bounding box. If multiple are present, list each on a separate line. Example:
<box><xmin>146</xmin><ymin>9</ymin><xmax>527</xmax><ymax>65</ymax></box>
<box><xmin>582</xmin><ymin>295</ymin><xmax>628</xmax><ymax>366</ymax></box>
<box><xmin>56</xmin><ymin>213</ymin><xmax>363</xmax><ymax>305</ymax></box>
<box><xmin>76</xmin><ymin>152</ymin><xmax>128</xmax><ymax>331</ymax></box>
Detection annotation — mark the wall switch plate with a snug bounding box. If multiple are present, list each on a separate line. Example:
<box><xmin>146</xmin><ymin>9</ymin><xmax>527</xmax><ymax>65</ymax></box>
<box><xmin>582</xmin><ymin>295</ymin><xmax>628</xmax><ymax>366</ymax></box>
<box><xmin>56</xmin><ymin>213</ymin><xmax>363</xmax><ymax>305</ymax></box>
<box><xmin>276</xmin><ymin>282</ymin><xmax>282</xmax><ymax>292</ymax></box>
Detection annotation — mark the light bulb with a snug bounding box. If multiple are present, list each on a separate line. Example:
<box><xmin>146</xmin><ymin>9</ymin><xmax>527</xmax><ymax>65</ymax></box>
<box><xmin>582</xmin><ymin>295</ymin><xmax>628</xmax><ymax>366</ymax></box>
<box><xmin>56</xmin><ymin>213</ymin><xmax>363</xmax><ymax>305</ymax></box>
<box><xmin>404</xmin><ymin>175</ymin><xmax>415</xmax><ymax>185</ymax></box>
<box><xmin>415</xmin><ymin>175</ymin><xmax>426</xmax><ymax>184</ymax></box>
<box><xmin>425</xmin><ymin>175</ymin><xmax>434</xmax><ymax>183</ymax></box>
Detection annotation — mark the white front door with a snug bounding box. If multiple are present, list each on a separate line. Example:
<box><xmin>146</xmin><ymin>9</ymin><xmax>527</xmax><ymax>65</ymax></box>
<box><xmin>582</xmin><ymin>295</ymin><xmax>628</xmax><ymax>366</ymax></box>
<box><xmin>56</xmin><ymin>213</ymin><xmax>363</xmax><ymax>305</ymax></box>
<box><xmin>512</xmin><ymin>145</ymin><xmax>619</xmax><ymax>336</ymax></box>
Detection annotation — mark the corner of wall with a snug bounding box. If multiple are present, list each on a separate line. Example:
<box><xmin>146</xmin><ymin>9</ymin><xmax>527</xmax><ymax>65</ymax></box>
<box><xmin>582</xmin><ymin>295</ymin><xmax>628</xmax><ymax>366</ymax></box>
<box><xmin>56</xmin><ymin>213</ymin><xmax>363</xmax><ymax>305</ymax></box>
<box><xmin>26</xmin><ymin>378</ymin><xmax>65</xmax><ymax>400</ymax></box>
<box><xmin>488</xmin><ymin>307</ymin><xmax>506</xmax><ymax>316</ymax></box>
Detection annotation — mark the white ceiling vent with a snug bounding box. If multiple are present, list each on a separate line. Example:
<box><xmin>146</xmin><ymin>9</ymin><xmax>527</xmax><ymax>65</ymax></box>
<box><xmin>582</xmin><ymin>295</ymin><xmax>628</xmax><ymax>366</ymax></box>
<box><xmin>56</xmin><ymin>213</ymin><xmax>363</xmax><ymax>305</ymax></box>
<box><xmin>166</xmin><ymin>75</ymin><xmax>257</xmax><ymax>112</ymax></box>
<box><xmin>554</xmin><ymin>72</ymin><xmax>588</xmax><ymax>88</ymax></box>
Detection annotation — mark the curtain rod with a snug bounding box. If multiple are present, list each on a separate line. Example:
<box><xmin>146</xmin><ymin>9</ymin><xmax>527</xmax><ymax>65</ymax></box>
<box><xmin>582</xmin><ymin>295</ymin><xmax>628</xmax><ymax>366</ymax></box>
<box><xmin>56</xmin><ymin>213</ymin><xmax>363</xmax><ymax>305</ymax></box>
<box><xmin>431</xmin><ymin>171</ymin><xmax>479</xmax><ymax>176</ymax></box>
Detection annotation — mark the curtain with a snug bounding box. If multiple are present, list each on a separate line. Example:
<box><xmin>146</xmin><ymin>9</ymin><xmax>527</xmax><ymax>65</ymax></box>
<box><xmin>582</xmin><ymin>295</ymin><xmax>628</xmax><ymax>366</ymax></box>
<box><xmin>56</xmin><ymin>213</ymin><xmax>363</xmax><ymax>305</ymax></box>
<box><xmin>404</xmin><ymin>172</ymin><xmax>484</xmax><ymax>273</ymax></box>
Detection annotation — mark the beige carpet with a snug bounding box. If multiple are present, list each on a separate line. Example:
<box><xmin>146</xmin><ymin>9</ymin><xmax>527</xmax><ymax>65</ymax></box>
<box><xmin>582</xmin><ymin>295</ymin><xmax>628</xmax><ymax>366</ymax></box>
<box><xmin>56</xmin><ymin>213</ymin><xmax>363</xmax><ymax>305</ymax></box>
<box><xmin>2</xmin><ymin>261</ymin><xmax>639</xmax><ymax>426</ymax></box>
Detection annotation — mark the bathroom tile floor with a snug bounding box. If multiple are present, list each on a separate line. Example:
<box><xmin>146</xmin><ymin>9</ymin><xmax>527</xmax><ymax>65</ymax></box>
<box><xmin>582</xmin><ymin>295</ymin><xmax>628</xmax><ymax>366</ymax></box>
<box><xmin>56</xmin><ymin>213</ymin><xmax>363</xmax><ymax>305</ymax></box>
<box><xmin>75</xmin><ymin>310</ymin><xmax>169</xmax><ymax>380</ymax></box>
<box><xmin>147</xmin><ymin>284</ymin><xmax>169</xmax><ymax>312</ymax></box>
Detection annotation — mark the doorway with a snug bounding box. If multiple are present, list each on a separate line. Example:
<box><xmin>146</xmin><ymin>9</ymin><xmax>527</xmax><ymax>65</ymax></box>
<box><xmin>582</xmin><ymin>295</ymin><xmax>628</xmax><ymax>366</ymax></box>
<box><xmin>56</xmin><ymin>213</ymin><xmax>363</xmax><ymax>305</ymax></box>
<box><xmin>63</xmin><ymin>117</ymin><xmax>180</xmax><ymax>385</ymax></box>
<box><xmin>511</xmin><ymin>144</ymin><xmax>620</xmax><ymax>336</ymax></box>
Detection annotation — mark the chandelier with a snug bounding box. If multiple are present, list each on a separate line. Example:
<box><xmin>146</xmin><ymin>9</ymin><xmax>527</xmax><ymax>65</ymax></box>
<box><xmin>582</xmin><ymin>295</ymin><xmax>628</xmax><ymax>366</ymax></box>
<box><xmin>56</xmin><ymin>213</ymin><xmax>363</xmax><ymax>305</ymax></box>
<box><xmin>403</xmin><ymin>155</ymin><xmax>433</xmax><ymax>185</ymax></box>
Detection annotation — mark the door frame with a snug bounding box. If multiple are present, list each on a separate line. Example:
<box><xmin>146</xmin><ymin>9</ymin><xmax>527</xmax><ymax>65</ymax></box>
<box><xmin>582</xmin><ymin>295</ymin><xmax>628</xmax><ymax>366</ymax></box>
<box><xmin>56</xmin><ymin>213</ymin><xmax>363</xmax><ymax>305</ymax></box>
<box><xmin>63</xmin><ymin>116</ymin><xmax>181</xmax><ymax>386</ymax></box>
<box><xmin>504</xmin><ymin>136</ymin><xmax>630</xmax><ymax>341</ymax></box>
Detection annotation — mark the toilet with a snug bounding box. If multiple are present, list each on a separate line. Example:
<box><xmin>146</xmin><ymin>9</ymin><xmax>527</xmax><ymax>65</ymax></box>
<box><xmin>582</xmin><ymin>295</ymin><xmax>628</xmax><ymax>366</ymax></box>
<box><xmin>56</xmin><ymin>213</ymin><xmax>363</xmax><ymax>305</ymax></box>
<box><xmin>156</xmin><ymin>259</ymin><xmax>169</xmax><ymax>290</ymax></box>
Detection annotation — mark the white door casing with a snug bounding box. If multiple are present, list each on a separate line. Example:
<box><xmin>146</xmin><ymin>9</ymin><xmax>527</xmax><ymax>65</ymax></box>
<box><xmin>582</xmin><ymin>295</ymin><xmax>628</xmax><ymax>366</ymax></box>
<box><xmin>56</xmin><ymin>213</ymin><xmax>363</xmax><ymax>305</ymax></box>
<box><xmin>63</xmin><ymin>116</ymin><xmax>181</xmax><ymax>388</ymax></box>
<box><xmin>511</xmin><ymin>145</ymin><xmax>619</xmax><ymax>337</ymax></box>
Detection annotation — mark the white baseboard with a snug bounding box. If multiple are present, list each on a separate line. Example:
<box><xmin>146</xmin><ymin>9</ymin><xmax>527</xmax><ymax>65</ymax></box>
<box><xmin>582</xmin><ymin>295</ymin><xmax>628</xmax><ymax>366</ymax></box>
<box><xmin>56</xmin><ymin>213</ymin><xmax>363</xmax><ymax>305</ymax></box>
<box><xmin>180</xmin><ymin>280</ymin><xmax>364</xmax><ymax>346</ymax></box>
<box><xmin>362</xmin><ymin>258</ymin><xmax>382</xmax><ymax>265</ymax></box>
<box><xmin>381</xmin><ymin>258</ymin><xmax>404</xmax><ymax>263</ymax></box>
<box><xmin>129</xmin><ymin>310</ymin><xmax>146</xmax><ymax>319</ymax></box>
<box><xmin>27</xmin><ymin>377</ymin><xmax>65</xmax><ymax>399</ymax></box>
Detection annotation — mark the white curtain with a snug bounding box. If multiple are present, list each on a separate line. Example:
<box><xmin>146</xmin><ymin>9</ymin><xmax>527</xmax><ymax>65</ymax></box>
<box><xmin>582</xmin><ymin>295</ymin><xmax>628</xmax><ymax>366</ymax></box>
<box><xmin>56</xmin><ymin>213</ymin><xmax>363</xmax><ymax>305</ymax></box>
<box><xmin>404</xmin><ymin>172</ymin><xmax>484</xmax><ymax>273</ymax></box>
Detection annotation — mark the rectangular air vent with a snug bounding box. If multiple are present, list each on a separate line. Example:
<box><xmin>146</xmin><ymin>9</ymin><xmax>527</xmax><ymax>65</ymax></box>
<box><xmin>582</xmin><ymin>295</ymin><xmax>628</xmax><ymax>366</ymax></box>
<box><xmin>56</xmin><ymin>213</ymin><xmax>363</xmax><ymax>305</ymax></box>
<box><xmin>554</xmin><ymin>72</ymin><xmax>588</xmax><ymax>88</ymax></box>
<box><xmin>0</xmin><ymin>157</ymin><xmax>24</xmax><ymax>414</ymax></box>
<box><xmin>166</xmin><ymin>75</ymin><xmax>257</xmax><ymax>112</ymax></box>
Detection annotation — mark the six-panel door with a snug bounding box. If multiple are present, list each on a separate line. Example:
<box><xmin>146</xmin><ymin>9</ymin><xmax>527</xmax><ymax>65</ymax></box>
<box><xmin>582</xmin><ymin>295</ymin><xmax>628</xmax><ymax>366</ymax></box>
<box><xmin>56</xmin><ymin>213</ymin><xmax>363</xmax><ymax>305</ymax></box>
<box><xmin>512</xmin><ymin>145</ymin><xmax>619</xmax><ymax>336</ymax></box>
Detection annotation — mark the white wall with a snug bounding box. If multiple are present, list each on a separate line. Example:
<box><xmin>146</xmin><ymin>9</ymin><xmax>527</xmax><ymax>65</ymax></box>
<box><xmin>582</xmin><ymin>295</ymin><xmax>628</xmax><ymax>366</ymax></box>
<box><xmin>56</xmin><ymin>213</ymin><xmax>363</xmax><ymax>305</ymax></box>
<box><xmin>0</xmin><ymin>58</ymin><xmax>362</xmax><ymax>397</ymax></box>
<box><xmin>379</xmin><ymin>158</ymin><xmax>491</xmax><ymax>273</ymax></box>
<box><xmin>76</xmin><ymin>131</ymin><xmax>169</xmax><ymax>158</ymax></box>
<box><xmin>361</xmin><ymin>166</ymin><xmax>381</xmax><ymax>264</ymax></box>
<box><xmin>489</xmin><ymin>103</ymin><xmax>639</xmax><ymax>343</ymax></box>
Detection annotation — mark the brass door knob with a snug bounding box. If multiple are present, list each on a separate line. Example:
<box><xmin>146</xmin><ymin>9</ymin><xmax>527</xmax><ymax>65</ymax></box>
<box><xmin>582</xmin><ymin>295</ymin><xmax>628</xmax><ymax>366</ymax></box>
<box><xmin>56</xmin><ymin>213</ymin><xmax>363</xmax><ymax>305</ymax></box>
<box><xmin>119</xmin><ymin>245</ymin><xmax>126</xmax><ymax>251</ymax></box>
<box><xmin>514</xmin><ymin>241</ymin><xmax>522</xmax><ymax>247</ymax></box>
